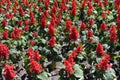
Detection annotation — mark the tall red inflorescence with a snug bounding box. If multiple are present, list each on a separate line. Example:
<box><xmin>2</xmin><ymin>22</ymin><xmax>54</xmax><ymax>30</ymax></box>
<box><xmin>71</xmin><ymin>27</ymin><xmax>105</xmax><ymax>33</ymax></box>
<box><xmin>69</xmin><ymin>26</ymin><xmax>79</xmax><ymax>41</ymax></box>
<box><xmin>30</xmin><ymin>11</ymin><xmax>36</xmax><ymax>24</ymax></box>
<box><xmin>65</xmin><ymin>19</ymin><xmax>73</xmax><ymax>32</ymax></box>
<box><xmin>48</xmin><ymin>24</ymin><xmax>56</xmax><ymax>35</ymax></box>
<box><xmin>87</xmin><ymin>29</ymin><xmax>93</xmax><ymax>37</ymax></box>
<box><xmin>48</xmin><ymin>36</ymin><xmax>56</xmax><ymax>47</ymax></box>
<box><xmin>99</xmin><ymin>22</ymin><xmax>108</xmax><ymax>31</ymax></box>
<box><xmin>64</xmin><ymin>59</ymin><xmax>75</xmax><ymax>77</ymax></box>
<box><xmin>4</xmin><ymin>64</ymin><xmax>15</xmax><ymax>80</ymax></box>
<box><xmin>80</xmin><ymin>22</ymin><xmax>86</xmax><ymax>30</ymax></box>
<box><xmin>27</xmin><ymin>48</ymin><xmax>42</xmax><ymax>61</ymax></box>
<box><xmin>110</xmin><ymin>25</ymin><xmax>118</xmax><ymax>43</ymax></box>
<box><xmin>11</xmin><ymin>27</ymin><xmax>21</xmax><ymax>39</ymax></box>
<box><xmin>23</xmin><ymin>0</ymin><xmax>29</xmax><ymax>6</ymax></box>
<box><xmin>96</xmin><ymin>54</ymin><xmax>111</xmax><ymax>71</ymax></box>
<box><xmin>96</xmin><ymin>43</ymin><xmax>105</xmax><ymax>56</ymax></box>
<box><xmin>2</xmin><ymin>30</ymin><xmax>9</xmax><ymax>39</ymax></box>
<box><xmin>2</xmin><ymin>19</ymin><xmax>7</xmax><ymax>26</ymax></box>
<box><xmin>0</xmin><ymin>43</ymin><xmax>9</xmax><ymax>59</ymax></box>
<box><xmin>71</xmin><ymin>0</ymin><xmax>77</xmax><ymax>16</ymax></box>
<box><xmin>29</xmin><ymin>59</ymin><xmax>44</xmax><ymax>74</ymax></box>
<box><xmin>75</xmin><ymin>45</ymin><xmax>82</xmax><ymax>54</ymax></box>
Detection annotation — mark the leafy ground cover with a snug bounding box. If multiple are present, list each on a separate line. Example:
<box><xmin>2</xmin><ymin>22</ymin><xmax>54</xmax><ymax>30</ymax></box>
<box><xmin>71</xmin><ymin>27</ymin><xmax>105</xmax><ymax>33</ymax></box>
<box><xmin>0</xmin><ymin>0</ymin><xmax>120</xmax><ymax>80</ymax></box>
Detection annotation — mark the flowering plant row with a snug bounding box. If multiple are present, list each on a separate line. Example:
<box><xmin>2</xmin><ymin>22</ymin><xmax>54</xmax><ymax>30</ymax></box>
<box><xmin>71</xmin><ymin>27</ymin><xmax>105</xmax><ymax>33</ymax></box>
<box><xmin>0</xmin><ymin>0</ymin><xmax>120</xmax><ymax>80</ymax></box>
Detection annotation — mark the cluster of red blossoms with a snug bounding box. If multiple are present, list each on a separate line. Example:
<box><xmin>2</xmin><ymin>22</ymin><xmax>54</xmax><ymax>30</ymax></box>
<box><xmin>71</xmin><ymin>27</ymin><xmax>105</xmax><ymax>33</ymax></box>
<box><xmin>64</xmin><ymin>46</ymin><xmax>82</xmax><ymax>77</ymax></box>
<box><xmin>0</xmin><ymin>44</ymin><xmax>16</xmax><ymax>80</ymax></box>
<box><xmin>96</xmin><ymin>54</ymin><xmax>111</xmax><ymax>71</ymax></box>
<box><xmin>4</xmin><ymin>64</ymin><xmax>16</xmax><ymax>80</ymax></box>
<box><xmin>96</xmin><ymin>43</ymin><xmax>111</xmax><ymax>71</ymax></box>
<box><xmin>0</xmin><ymin>43</ymin><xmax>9</xmax><ymax>59</ymax></box>
<box><xmin>27</xmin><ymin>48</ymin><xmax>43</xmax><ymax>73</ymax></box>
<box><xmin>96</xmin><ymin>43</ymin><xmax>105</xmax><ymax>56</ymax></box>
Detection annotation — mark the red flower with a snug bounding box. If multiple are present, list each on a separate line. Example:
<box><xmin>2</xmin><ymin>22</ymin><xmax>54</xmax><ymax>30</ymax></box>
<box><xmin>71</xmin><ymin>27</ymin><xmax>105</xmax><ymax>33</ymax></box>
<box><xmin>0</xmin><ymin>8</ymin><xmax>3</xmax><ymax>13</ymax></box>
<box><xmin>88</xmin><ymin>18</ymin><xmax>94</xmax><ymax>25</ymax></box>
<box><xmin>29</xmin><ymin>59</ymin><xmax>44</xmax><ymax>73</ymax></box>
<box><xmin>87</xmin><ymin>8</ymin><xmax>93</xmax><ymax>15</ymax></box>
<box><xmin>64</xmin><ymin>59</ymin><xmax>75</xmax><ymax>77</ymax></box>
<box><xmin>48</xmin><ymin>36</ymin><xmax>56</xmax><ymax>47</ymax></box>
<box><xmin>6</xmin><ymin>12</ymin><xmax>14</xmax><ymax>19</ymax></box>
<box><xmin>75</xmin><ymin>45</ymin><xmax>82</xmax><ymax>54</ymax></box>
<box><xmin>60</xmin><ymin>0</ymin><xmax>68</xmax><ymax>11</ymax></box>
<box><xmin>96</xmin><ymin>43</ymin><xmax>105</xmax><ymax>55</ymax></box>
<box><xmin>4</xmin><ymin>64</ymin><xmax>16</xmax><ymax>80</ymax></box>
<box><xmin>69</xmin><ymin>51</ymin><xmax>77</xmax><ymax>59</ymax></box>
<box><xmin>51</xmin><ymin>1</ymin><xmax>58</xmax><ymax>13</ymax></box>
<box><xmin>48</xmin><ymin>24</ymin><xmax>56</xmax><ymax>35</ymax></box>
<box><xmin>23</xmin><ymin>0</ymin><xmax>29</xmax><ymax>6</ymax></box>
<box><xmin>102</xmin><ymin>12</ymin><xmax>107</xmax><ymax>19</ymax></box>
<box><xmin>44</xmin><ymin>0</ymin><xmax>50</xmax><ymax>9</ymax></box>
<box><xmin>0</xmin><ymin>44</ymin><xmax>9</xmax><ymax>59</ymax></box>
<box><xmin>18</xmin><ymin>20</ymin><xmax>23</xmax><ymax>27</ymax></box>
<box><xmin>110</xmin><ymin>25</ymin><xmax>118</xmax><ymax>43</ymax></box>
<box><xmin>27</xmin><ymin>48</ymin><xmax>35</xmax><ymax>59</ymax></box>
<box><xmin>24</xmin><ymin>20</ymin><xmax>29</xmax><ymax>26</ymax></box>
<box><xmin>30</xmin><ymin>40</ymin><xmax>35</xmax><ymax>46</ymax></box>
<box><xmin>19</xmin><ymin>6</ymin><xmax>25</xmax><ymax>16</ymax></box>
<box><xmin>115</xmin><ymin>0</ymin><xmax>120</xmax><ymax>10</ymax></box>
<box><xmin>32</xmin><ymin>32</ymin><xmax>38</xmax><ymax>37</ymax></box>
<box><xmin>40</xmin><ymin>14</ymin><xmax>47</xmax><ymax>28</ymax></box>
<box><xmin>30</xmin><ymin>11</ymin><xmax>36</xmax><ymax>24</ymax></box>
<box><xmin>87</xmin><ymin>2</ymin><xmax>94</xmax><ymax>15</ymax></box>
<box><xmin>87</xmin><ymin>29</ymin><xmax>93</xmax><ymax>37</ymax></box>
<box><xmin>24</xmin><ymin>25</ymin><xmax>29</xmax><ymax>31</ymax></box>
<box><xmin>65</xmin><ymin>19</ymin><xmax>73</xmax><ymax>32</ymax></box>
<box><xmin>103</xmin><ymin>0</ymin><xmax>108</xmax><ymax>5</ymax></box>
<box><xmin>71</xmin><ymin>0</ymin><xmax>77</xmax><ymax>16</ymax></box>
<box><xmin>2</xmin><ymin>19</ymin><xmax>7</xmax><ymax>26</ymax></box>
<box><xmin>80</xmin><ymin>22</ymin><xmax>86</xmax><ymax>30</ymax></box>
<box><xmin>89</xmin><ymin>37</ymin><xmax>94</xmax><ymax>43</ymax></box>
<box><xmin>96</xmin><ymin>55</ymin><xmax>111</xmax><ymax>71</ymax></box>
<box><xmin>11</xmin><ymin>27</ymin><xmax>21</xmax><ymax>39</ymax></box>
<box><xmin>69</xmin><ymin>27</ymin><xmax>79</xmax><ymax>41</ymax></box>
<box><xmin>99</xmin><ymin>22</ymin><xmax>108</xmax><ymax>31</ymax></box>
<box><xmin>2</xmin><ymin>30</ymin><xmax>9</xmax><ymax>39</ymax></box>
<box><xmin>27</xmin><ymin>48</ymin><xmax>42</xmax><ymax>61</ymax></box>
<box><xmin>34</xmin><ymin>50</ymin><xmax>42</xmax><ymax>61</ymax></box>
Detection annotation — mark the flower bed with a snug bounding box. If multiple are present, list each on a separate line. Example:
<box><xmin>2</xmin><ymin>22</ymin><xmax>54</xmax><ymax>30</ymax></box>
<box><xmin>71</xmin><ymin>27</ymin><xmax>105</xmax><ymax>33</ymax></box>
<box><xmin>0</xmin><ymin>0</ymin><xmax>120</xmax><ymax>80</ymax></box>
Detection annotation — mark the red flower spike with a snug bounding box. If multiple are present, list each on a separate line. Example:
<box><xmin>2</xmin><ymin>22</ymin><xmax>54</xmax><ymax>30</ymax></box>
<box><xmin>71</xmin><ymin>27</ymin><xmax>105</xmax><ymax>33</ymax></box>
<box><xmin>87</xmin><ymin>29</ymin><xmax>93</xmax><ymax>37</ymax></box>
<box><xmin>80</xmin><ymin>22</ymin><xmax>86</xmax><ymax>30</ymax></box>
<box><xmin>96</xmin><ymin>55</ymin><xmax>111</xmax><ymax>71</ymax></box>
<box><xmin>4</xmin><ymin>64</ymin><xmax>16</xmax><ymax>80</ymax></box>
<box><xmin>65</xmin><ymin>19</ymin><xmax>73</xmax><ymax>32</ymax></box>
<box><xmin>29</xmin><ymin>59</ymin><xmax>44</xmax><ymax>73</ymax></box>
<box><xmin>2</xmin><ymin>19</ymin><xmax>7</xmax><ymax>26</ymax></box>
<box><xmin>30</xmin><ymin>40</ymin><xmax>35</xmax><ymax>46</ymax></box>
<box><xmin>48</xmin><ymin>36</ymin><xmax>56</xmax><ymax>47</ymax></box>
<box><xmin>69</xmin><ymin>26</ymin><xmax>79</xmax><ymax>41</ymax></box>
<box><xmin>64</xmin><ymin>59</ymin><xmax>75</xmax><ymax>77</ymax></box>
<box><xmin>2</xmin><ymin>30</ymin><xmax>9</xmax><ymax>39</ymax></box>
<box><xmin>110</xmin><ymin>25</ymin><xmax>118</xmax><ymax>43</ymax></box>
<box><xmin>75</xmin><ymin>45</ymin><xmax>82</xmax><ymax>54</ymax></box>
<box><xmin>99</xmin><ymin>22</ymin><xmax>108</xmax><ymax>31</ymax></box>
<box><xmin>11</xmin><ymin>27</ymin><xmax>21</xmax><ymax>39</ymax></box>
<box><xmin>96</xmin><ymin>43</ymin><xmax>105</xmax><ymax>55</ymax></box>
<box><xmin>48</xmin><ymin>24</ymin><xmax>56</xmax><ymax>35</ymax></box>
<box><xmin>0</xmin><ymin>44</ymin><xmax>9</xmax><ymax>59</ymax></box>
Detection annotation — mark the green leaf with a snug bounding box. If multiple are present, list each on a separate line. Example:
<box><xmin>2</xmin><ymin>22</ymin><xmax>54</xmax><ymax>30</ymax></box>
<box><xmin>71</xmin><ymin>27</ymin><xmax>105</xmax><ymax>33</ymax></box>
<box><xmin>41</xmin><ymin>39</ymin><xmax>46</xmax><ymax>44</ymax></box>
<box><xmin>73</xmin><ymin>64</ymin><xmax>83</xmax><ymax>78</ymax></box>
<box><xmin>37</xmin><ymin>71</ymin><xmax>49</xmax><ymax>80</ymax></box>
<box><xmin>103</xmin><ymin>68</ymin><xmax>116</xmax><ymax>80</ymax></box>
